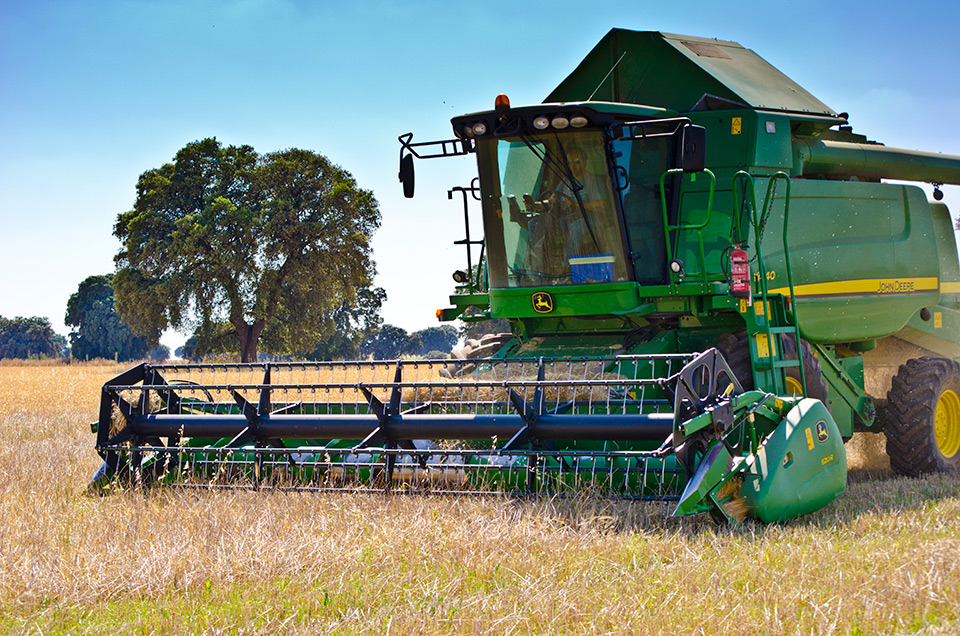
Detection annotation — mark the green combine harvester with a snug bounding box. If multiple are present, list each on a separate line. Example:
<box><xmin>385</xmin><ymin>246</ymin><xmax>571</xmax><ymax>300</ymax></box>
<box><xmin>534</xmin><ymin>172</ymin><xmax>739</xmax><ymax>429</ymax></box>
<box><xmin>93</xmin><ymin>30</ymin><xmax>960</xmax><ymax>523</ymax></box>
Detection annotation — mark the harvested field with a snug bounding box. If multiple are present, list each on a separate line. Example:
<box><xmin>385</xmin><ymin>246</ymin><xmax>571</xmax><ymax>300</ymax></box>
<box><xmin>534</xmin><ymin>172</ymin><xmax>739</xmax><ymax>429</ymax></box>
<box><xmin>1</xmin><ymin>362</ymin><xmax>958</xmax><ymax>635</ymax></box>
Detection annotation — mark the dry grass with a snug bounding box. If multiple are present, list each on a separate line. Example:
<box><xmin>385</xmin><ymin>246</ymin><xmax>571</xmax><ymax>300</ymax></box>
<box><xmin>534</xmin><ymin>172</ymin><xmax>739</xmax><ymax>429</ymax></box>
<box><xmin>0</xmin><ymin>358</ymin><xmax>123</xmax><ymax>367</ymax></box>
<box><xmin>1</xmin><ymin>363</ymin><xmax>959</xmax><ymax>635</ymax></box>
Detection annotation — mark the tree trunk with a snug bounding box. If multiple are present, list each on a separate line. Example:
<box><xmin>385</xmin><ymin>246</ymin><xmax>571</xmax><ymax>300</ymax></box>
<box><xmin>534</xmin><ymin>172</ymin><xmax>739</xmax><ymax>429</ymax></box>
<box><xmin>239</xmin><ymin>332</ymin><xmax>258</xmax><ymax>363</ymax></box>
<box><xmin>234</xmin><ymin>320</ymin><xmax>266</xmax><ymax>363</ymax></box>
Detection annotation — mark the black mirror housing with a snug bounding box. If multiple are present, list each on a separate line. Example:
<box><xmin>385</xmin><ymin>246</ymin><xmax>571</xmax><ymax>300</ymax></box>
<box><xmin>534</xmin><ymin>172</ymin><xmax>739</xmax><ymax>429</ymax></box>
<box><xmin>681</xmin><ymin>125</ymin><xmax>706</xmax><ymax>173</ymax></box>
<box><xmin>399</xmin><ymin>153</ymin><xmax>415</xmax><ymax>198</ymax></box>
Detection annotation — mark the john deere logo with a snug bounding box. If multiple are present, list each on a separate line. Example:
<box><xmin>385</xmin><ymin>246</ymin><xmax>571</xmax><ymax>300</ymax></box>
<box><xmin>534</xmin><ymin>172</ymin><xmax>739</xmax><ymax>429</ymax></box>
<box><xmin>532</xmin><ymin>292</ymin><xmax>554</xmax><ymax>313</ymax></box>
<box><xmin>816</xmin><ymin>420</ymin><xmax>829</xmax><ymax>443</ymax></box>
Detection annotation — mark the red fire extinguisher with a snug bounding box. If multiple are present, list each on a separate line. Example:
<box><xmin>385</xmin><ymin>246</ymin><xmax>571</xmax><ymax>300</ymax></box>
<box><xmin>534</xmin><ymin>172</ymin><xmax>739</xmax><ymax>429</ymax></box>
<box><xmin>730</xmin><ymin>245</ymin><xmax>751</xmax><ymax>300</ymax></box>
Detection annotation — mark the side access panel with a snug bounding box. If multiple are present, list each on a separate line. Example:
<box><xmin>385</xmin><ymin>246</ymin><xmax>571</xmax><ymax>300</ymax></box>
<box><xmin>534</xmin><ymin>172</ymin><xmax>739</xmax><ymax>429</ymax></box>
<box><xmin>897</xmin><ymin>201</ymin><xmax>960</xmax><ymax>358</ymax></box>
<box><xmin>759</xmin><ymin>181</ymin><xmax>940</xmax><ymax>344</ymax></box>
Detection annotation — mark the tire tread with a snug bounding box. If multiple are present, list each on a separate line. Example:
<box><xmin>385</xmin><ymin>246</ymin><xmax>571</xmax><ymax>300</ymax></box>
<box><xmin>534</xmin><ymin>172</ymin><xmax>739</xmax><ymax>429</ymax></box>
<box><xmin>885</xmin><ymin>357</ymin><xmax>960</xmax><ymax>476</ymax></box>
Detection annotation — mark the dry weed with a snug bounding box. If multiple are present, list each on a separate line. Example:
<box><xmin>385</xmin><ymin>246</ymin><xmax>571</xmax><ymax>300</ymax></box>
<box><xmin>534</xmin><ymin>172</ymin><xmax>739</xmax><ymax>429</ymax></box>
<box><xmin>0</xmin><ymin>363</ymin><xmax>958</xmax><ymax>635</ymax></box>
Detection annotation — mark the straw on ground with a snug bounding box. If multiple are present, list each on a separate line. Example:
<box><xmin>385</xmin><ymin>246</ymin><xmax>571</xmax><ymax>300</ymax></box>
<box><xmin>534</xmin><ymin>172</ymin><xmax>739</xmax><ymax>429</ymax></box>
<box><xmin>0</xmin><ymin>362</ymin><xmax>958</xmax><ymax>635</ymax></box>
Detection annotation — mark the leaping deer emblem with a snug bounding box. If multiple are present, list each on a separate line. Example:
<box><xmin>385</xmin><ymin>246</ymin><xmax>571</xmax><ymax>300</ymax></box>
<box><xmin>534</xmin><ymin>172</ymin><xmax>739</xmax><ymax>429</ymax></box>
<box><xmin>532</xmin><ymin>292</ymin><xmax>554</xmax><ymax>313</ymax></box>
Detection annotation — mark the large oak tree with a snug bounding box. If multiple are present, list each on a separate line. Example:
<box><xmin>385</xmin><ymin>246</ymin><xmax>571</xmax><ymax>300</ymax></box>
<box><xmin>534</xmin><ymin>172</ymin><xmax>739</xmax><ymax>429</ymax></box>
<box><xmin>113</xmin><ymin>138</ymin><xmax>382</xmax><ymax>362</ymax></box>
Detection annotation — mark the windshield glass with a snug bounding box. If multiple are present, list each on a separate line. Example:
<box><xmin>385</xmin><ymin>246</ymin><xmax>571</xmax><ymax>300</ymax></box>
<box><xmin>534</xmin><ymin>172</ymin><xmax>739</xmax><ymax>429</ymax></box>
<box><xmin>478</xmin><ymin>130</ymin><xmax>629</xmax><ymax>288</ymax></box>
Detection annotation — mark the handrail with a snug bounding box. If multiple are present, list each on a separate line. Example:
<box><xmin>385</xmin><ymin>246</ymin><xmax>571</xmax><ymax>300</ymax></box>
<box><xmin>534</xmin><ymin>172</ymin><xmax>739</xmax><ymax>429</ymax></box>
<box><xmin>732</xmin><ymin>171</ymin><xmax>778</xmax><ymax>394</ymax></box>
<box><xmin>731</xmin><ymin>171</ymin><xmax>802</xmax><ymax>396</ymax></box>
<box><xmin>449</xmin><ymin>182</ymin><xmax>486</xmax><ymax>293</ymax></box>
<box><xmin>773</xmin><ymin>171</ymin><xmax>806</xmax><ymax>396</ymax></box>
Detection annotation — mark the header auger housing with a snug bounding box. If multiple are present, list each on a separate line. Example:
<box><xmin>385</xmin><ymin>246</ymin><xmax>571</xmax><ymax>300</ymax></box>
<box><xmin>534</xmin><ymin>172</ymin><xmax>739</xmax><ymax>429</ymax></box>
<box><xmin>94</xmin><ymin>30</ymin><xmax>960</xmax><ymax>522</ymax></box>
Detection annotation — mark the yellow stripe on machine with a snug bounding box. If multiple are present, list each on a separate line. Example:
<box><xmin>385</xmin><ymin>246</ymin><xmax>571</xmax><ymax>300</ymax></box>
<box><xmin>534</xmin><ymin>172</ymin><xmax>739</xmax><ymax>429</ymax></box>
<box><xmin>769</xmin><ymin>277</ymin><xmax>939</xmax><ymax>298</ymax></box>
<box><xmin>941</xmin><ymin>282</ymin><xmax>960</xmax><ymax>294</ymax></box>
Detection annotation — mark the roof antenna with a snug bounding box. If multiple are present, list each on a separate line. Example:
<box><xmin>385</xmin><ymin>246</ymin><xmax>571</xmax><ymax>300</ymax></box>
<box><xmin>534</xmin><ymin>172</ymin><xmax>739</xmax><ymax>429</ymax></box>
<box><xmin>588</xmin><ymin>51</ymin><xmax>627</xmax><ymax>101</ymax></box>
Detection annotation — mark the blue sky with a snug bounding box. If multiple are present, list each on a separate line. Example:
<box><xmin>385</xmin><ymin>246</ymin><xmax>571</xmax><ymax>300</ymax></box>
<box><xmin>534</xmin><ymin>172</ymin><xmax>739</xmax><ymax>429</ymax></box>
<box><xmin>2</xmin><ymin>0</ymin><xmax>959</xmax><ymax>352</ymax></box>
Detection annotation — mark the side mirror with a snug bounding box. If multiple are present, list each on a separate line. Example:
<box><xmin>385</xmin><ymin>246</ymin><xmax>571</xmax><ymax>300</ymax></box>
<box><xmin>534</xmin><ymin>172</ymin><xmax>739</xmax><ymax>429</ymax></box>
<box><xmin>399</xmin><ymin>153</ymin><xmax>415</xmax><ymax>198</ymax></box>
<box><xmin>680</xmin><ymin>125</ymin><xmax>706</xmax><ymax>173</ymax></box>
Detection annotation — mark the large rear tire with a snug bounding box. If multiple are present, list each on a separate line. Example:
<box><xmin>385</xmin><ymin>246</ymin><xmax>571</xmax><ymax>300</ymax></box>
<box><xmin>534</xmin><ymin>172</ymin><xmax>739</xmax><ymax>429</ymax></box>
<box><xmin>885</xmin><ymin>357</ymin><xmax>960</xmax><ymax>476</ymax></box>
<box><xmin>717</xmin><ymin>330</ymin><xmax>828</xmax><ymax>401</ymax></box>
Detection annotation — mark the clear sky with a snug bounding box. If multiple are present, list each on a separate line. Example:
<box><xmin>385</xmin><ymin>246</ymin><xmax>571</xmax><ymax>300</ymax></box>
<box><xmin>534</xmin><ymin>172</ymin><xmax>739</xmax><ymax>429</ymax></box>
<box><xmin>2</xmin><ymin>0</ymin><xmax>959</xmax><ymax>352</ymax></box>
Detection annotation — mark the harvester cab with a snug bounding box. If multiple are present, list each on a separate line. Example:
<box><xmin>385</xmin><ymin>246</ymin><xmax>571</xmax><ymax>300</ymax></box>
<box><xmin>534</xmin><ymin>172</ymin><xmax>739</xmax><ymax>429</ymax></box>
<box><xmin>92</xmin><ymin>30</ymin><xmax>960</xmax><ymax>523</ymax></box>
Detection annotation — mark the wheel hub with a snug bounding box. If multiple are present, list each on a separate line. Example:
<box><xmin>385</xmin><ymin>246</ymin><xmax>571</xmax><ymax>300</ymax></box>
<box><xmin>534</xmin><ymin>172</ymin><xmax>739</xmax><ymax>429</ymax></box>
<box><xmin>934</xmin><ymin>389</ymin><xmax>960</xmax><ymax>458</ymax></box>
<box><xmin>785</xmin><ymin>376</ymin><xmax>804</xmax><ymax>396</ymax></box>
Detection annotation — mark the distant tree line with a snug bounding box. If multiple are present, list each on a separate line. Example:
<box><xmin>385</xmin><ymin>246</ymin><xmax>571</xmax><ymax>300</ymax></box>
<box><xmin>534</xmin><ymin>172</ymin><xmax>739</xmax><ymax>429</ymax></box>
<box><xmin>176</xmin><ymin>323</ymin><xmax>458</xmax><ymax>362</ymax></box>
<box><xmin>1</xmin><ymin>279</ymin><xmax>462</xmax><ymax>363</ymax></box>
<box><xmin>0</xmin><ymin>316</ymin><xmax>66</xmax><ymax>359</ymax></box>
<box><xmin>358</xmin><ymin>324</ymin><xmax>458</xmax><ymax>360</ymax></box>
<box><xmin>0</xmin><ymin>274</ymin><xmax>168</xmax><ymax>362</ymax></box>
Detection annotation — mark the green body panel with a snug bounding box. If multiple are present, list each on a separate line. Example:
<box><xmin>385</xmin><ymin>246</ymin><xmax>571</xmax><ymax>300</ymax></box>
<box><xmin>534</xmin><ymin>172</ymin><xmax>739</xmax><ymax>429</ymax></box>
<box><xmin>741</xmin><ymin>398</ymin><xmax>847</xmax><ymax>522</ymax></box>
<box><xmin>895</xmin><ymin>202</ymin><xmax>960</xmax><ymax>356</ymax></box>
<box><xmin>490</xmin><ymin>283</ymin><xmax>640</xmax><ymax>319</ymax></box>
<box><xmin>762</xmin><ymin>182</ymin><xmax>940</xmax><ymax>343</ymax></box>
<box><xmin>667</xmin><ymin>168</ymin><xmax>943</xmax><ymax>345</ymax></box>
<box><xmin>688</xmin><ymin>110</ymin><xmax>796</xmax><ymax>174</ymax></box>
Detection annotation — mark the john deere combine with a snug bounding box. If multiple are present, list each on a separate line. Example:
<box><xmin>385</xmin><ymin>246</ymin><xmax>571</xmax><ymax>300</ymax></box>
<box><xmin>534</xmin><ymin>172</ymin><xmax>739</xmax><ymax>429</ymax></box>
<box><xmin>92</xmin><ymin>30</ymin><xmax>960</xmax><ymax>522</ymax></box>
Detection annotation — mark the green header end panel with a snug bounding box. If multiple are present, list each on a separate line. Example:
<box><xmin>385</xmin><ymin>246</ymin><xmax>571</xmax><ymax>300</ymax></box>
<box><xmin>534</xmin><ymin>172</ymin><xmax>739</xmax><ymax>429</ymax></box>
<box><xmin>743</xmin><ymin>398</ymin><xmax>846</xmax><ymax>522</ymax></box>
<box><xmin>547</xmin><ymin>30</ymin><xmax>835</xmax><ymax>116</ymax></box>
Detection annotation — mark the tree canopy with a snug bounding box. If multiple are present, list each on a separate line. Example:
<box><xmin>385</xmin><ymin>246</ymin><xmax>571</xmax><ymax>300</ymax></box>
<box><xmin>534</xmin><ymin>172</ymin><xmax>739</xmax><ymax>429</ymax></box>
<box><xmin>149</xmin><ymin>344</ymin><xmax>171</xmax><ymax>362</ymax></box>
<box><xmin>113</xmin><ymin>138</ymin><xmax>383</xmax><ymax>362</ymax></box>
<box><xmin>360</xmin><ymin>324</ymin><xmax>420</xmax><ymax>359</ymax></box>
<box><xmin>301</xmin><ymin>286</ymin><xmax>385</xmax><ymax>361</ymax></box>
<box><xmin>358</xmin><ymin>324</ymin><xmax>458</xmax><ymax>359</ymax></box>
<box><xmin>65</xmin><ymin>274</ymin><xmax>151</xmax><ymax>361</ymax></box>
<box><xmin>412</xmin><ymin>325</ymin><xmax>458</xmax><ymax>355</ymax></box>
<box><xmin>0</xmin><ymin>316</ymin><xmax>62</xmax><ymax>360</ymax></box>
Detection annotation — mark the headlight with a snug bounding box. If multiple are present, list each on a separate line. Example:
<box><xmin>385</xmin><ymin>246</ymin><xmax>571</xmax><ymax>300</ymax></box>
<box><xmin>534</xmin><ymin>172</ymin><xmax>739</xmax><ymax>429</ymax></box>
<box><xmin>533</xmin><ymin>116</ymin><xmax>550</xmax><ymax>130</ymax></box>
<box><xmin>551</xmin><ymin>116</ymin><xmax>569</xmax><ymax>129</ymax></box>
